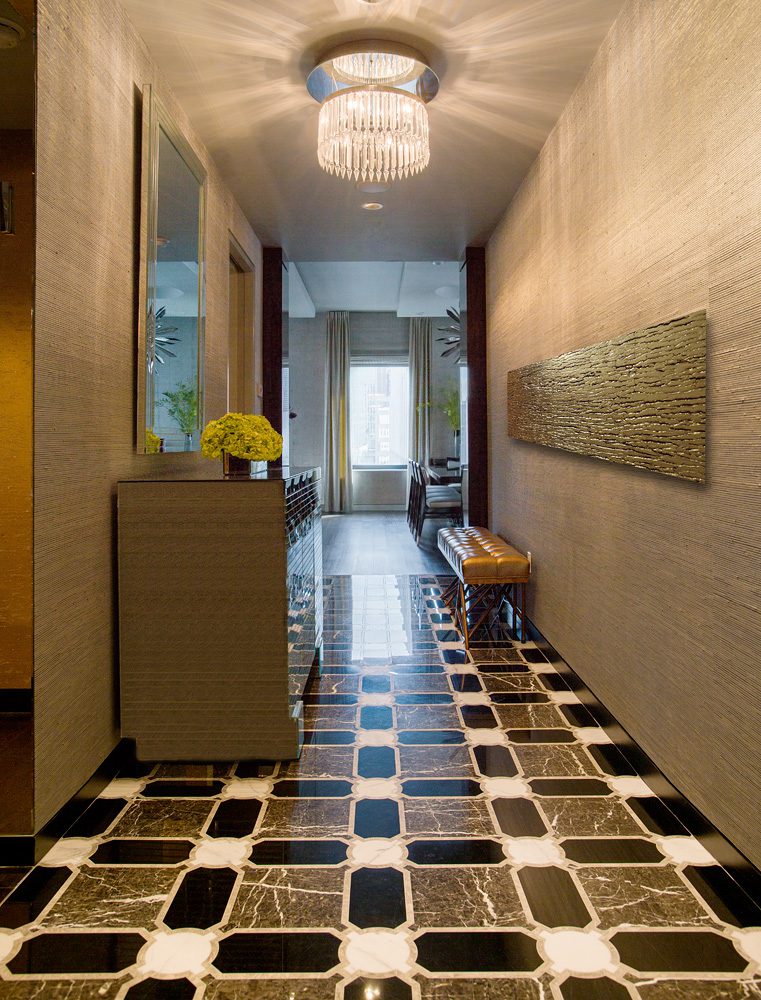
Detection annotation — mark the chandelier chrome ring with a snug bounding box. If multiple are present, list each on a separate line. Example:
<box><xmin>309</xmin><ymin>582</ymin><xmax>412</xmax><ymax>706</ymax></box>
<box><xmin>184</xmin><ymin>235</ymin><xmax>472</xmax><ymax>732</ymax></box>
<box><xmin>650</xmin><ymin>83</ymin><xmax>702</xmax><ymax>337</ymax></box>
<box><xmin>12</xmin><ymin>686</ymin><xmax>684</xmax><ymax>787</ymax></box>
<box><xmin>307</xmin><ymin>40</ymin><xmax>440</xmax><ymax>104</ymax></box>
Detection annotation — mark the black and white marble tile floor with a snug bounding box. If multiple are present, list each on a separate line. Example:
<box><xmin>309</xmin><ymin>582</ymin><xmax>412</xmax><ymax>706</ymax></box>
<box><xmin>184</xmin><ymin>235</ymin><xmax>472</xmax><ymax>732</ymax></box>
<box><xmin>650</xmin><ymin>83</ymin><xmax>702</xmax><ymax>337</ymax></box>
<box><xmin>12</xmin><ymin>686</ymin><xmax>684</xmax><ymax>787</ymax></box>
<box><xmin>1</xmin><ymin>575</ymin><xmax>761</xmax><ymax>999</ymax></box>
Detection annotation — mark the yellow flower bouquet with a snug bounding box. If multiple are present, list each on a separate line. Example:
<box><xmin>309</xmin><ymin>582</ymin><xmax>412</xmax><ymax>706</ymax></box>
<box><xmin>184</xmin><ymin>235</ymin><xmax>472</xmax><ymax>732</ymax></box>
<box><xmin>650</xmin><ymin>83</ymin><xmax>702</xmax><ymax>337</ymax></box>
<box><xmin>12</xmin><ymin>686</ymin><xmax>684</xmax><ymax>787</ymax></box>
<box><xmin>145</xmin><ymin>429</ymin><xmax>162</xmax><ymax>454</ymax></box>
<box><xmin>201</xmin><ymin>413</ymin><xmax>283</xmax><ymax>463</ymax></box>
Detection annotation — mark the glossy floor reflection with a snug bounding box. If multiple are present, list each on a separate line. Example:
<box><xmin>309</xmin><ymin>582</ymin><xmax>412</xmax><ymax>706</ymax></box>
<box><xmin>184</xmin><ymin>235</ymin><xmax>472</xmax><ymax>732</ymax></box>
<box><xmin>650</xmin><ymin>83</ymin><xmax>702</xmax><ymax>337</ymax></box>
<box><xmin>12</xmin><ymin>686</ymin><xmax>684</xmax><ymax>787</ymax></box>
<box><xmin>1</xmin><ymin>575</ymin><xmax>761</xmax><ymax>1000</ymax></box>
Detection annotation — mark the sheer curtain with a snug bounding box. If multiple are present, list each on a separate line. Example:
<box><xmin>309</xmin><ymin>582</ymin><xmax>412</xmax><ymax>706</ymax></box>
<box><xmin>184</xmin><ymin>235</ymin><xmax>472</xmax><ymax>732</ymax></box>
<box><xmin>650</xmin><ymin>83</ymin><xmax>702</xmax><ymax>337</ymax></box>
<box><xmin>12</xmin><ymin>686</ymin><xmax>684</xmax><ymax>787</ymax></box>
<box><xmin>324</xmin><ymin>311</ymin><xmax>353</xmax><ymax>513</ymax></box>
<box><xmin>408</xmin><ymin>317</ymin><xmax>432</xmax><ymax>464</ymax></box>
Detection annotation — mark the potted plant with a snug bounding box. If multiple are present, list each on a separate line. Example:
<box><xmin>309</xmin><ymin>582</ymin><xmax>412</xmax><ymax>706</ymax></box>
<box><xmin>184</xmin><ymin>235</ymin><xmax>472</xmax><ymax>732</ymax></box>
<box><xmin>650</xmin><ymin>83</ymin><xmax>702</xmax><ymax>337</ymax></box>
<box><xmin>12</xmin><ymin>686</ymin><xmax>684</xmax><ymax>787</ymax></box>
<box><xmin>200</xmin><ymin>412</ymin><xmax>283</xmax><ymax>478</ymax></box>
<box><xmin>161</xmin><ymin>381</ymin><xmax>198</xmax><ymax>450</ymax></box>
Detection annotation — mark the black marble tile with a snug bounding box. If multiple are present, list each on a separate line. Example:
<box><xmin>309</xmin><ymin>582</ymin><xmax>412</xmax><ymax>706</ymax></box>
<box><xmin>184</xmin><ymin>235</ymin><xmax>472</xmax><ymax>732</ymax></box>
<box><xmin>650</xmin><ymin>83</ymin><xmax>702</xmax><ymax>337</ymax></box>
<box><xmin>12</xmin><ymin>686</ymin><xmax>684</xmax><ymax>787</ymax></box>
<box><xmin>490</xmin><ymin>693</ymin><xmax>549</xmax><ymax>704</ymax></box>
<box><xmin>560</xmin><ymin>978</ymin><xmax>633</xmax><ymax>1000</ymax></box>
<box><xmin>441</xmin><ymin>650</ymin><xmax>469</xmax><ymax>664</ymax></box>
<box><xmin>234</xmin><ymin>761</ymin><xmax>277</xmax><ymax>778</ymax></box>
<box><xmin>349</xmin><ymin>867</ymin><xmax>407</xmax><ymax>928</ymax></box>
<box><xmin>683</xmin><ymin>865</ymin><xmax>761</xmax><ymax>927</ymax></box>
<box><xmin>0</xmin><ymin>865</ymin><xmax>72</xmax><ymax>928</ymax></box>
<box><xmin>142</xmin><ymin>780</ymin><xmax>223</xmax><ymax>798</ymax></box>
<box><xmin>449</xmin><ymin>674</ymin><xmax>484</xmax><ymax>693</ymax></box>
<box><xmin>492</xmin><ymin>798</ymin><xmax>548</xmax><ymax>838</ymax></box>
<box><xmin>8</xmin><ymin>932</ymin><xmax>145</xmax><ymax>974</ymax></box>
<box><xmin>415</xmin><ymin>930</ymin><xmax>541</xmax><ymax>972</ymax></box>
<box><xmin>520</xmin><ymin>648</ymin><xmax>549</xmax><ymax>663</ymax></box>
<box><xmin>559</xmin><ymin>705</ymin><xmax>600</xmax><ymax>727</ymax></box>
<box><xmin>396</xmin><ymin>693</ymin><xmax>453</xmax><ymax>705</ymax></box>
<box><xmin>214</xmin><ymin>931</ymin><xmax>341</xmax><ymax>973</ymax></box>
<box><xmin>473</xmin><ymin>745</ymin><xmax>518</xmax><ymax>777</ymax></box>
<box><xmin>430</xmin><ymin>614</ymin><xmax>453</xmax><ymax>624</ymax></box>
<box><xmin>249</xmin><ymin>840</ymin><xmax>348</xmax><ymax>866</ymax></box>
<box><xmin>358</xmin><ymin>746</ymin><xmax>397</xmax><ymax>779</ymax></box>
<box><xmin>477</xmin><ymin>663</ymin><xmax>530</xmax><ymax>674</ymax></box>
<box><xmin>470</xmin><ymin>649</ymin><xmax>523</xmax><ymax>663</ymax></box>
<box><xmin>272</xmin><ymin>780</ymin><xmax>353</xmax><ymax>798</ymax></box>
<box><xmin>206</xmin><ymin>800</ymin><xmax>263</xmax><ymax>838</ymax></box>
<box><xmin>561</xmin><ymin>839</ymin><xmax>664</xmax><ymax>864</ymax></box>
<box><xmin>517</xmin><ymin>866</ymin><xmax>592</xmax><ymax>927</ymax></box>
<box><xmin>402</xmin><ymin>779</ymin><xmax>482</xmax><ymax>797</ymax></box>
<box><xmin>163</xmin><ymin>866</ymin><xmax>237</xmax><ymax>929</ymax></box>
<box><xmin>303</xmin><ymin>730</ymin><xmax>356</xmax><ymax>746</ymax></box>
<box><xmin>538</xmin><ymin>673</ymin><xmax>572</xmax><ymax>691</ymax></box>
<box><xmin>507</xmin><ymin>729</ymin><xmax>576</xmax><ymax>744</ymax></box>
<box><xmin>612</xmin><ymin>930</ymin><xmax>747</xmax><ymax>973</ymax></box>
<box><xmin>407</xmin><ymin>839</ymin><xmax>506</xmax><ymax>865</ymax></box>
<box><xmin>435</xmin><ymin>630</ymin><xmax>461</xmax><ymax>642</ymax></box>
<box><xmin>392</xmin><ymin>664</ymin><xmax>445</xmax><ymax>674</ymax></box>
<box><xmin>302</xmin><ymin>694</ymin><xmax>358</xmax><ymax>706</ymax></box>
<box><xmin>126</xmin><ymin>979</ymin><xmax>197</xmax><ymax>1000</ymax></box>
<box><xmin>91</xmin><ymin>840</ymin><xmax>194</xmax><ymax>865</ymax></box>
<box><xmin>354</xmin><ymin>799</ymin><xmax>401</xmax><ymax>838</ymax></box>
<box><xmin>530</xmin><ymin>779</ymin><xmax>611</xmax><ymax>796</ymax></box>
<box><xmin>398</xmin><ymin>730</ymin><xmax>466</xmax><ymax>745</ymax></box>
<box><xmin>360</xmin><ymin>706</ymin><xmax>394</xmax><ymax>730</ymax></box>
<box><xmin>344</xmin><ymin>978</ymin><xmax>412</xmax><ymax>1000</ymax></box>
<box><xmin>0</xmin><ymin>866</ymin><xmax>31</xmax><ymax>902</ymax></box>
<box><xmin>589</xmin><ymin>745</ymin><xmax>637</xmax><ymax>776</ymax></box>
<box><xmin>459</xmin><ymin>705</ymin><xmax>498</xmax><ymax>728</ymax></box>
<box><xmin>627</xmin><ymin>798</ymin><xmax>688</xmax><ymax>836</ymax></box>
<box><xmin>362</xmin><ymin>676</ymin><xmax>391</xmax><ymax>694</ymax></box>
<box><xmin>66</xmin><ymin>798</ymin><xmax>128</xmax><ymax>837</ymax></box>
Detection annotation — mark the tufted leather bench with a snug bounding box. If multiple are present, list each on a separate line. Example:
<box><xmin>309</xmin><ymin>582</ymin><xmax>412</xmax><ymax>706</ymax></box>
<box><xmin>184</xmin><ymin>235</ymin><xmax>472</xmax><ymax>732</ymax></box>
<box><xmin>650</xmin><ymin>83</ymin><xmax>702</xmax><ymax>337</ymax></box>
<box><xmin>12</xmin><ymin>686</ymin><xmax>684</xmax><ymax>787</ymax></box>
<box><xmin>437</xmin><ymin>526</ymin><xmax>531</xmax><ymax>646</ymax></box>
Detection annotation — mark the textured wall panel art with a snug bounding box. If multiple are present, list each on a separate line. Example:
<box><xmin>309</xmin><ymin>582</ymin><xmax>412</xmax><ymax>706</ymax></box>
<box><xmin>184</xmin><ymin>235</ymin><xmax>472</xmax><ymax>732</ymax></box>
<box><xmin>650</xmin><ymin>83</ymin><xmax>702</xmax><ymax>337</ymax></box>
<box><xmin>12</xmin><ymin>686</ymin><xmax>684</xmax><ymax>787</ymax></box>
<box><xmin>506</xmin><ymin>311</ymin><xmax>707</xmax><ymax>481</ymax></box>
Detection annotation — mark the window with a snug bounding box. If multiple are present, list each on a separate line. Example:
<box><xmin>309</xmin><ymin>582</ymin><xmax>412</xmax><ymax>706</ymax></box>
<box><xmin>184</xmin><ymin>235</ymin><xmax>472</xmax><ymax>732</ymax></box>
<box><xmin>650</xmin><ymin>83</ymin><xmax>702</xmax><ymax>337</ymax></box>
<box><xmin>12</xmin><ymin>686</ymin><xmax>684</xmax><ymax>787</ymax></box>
<box><xmin>350</xmin><ymin>365</ymin><xmax>409</xmax><ymax>467</ymax></box>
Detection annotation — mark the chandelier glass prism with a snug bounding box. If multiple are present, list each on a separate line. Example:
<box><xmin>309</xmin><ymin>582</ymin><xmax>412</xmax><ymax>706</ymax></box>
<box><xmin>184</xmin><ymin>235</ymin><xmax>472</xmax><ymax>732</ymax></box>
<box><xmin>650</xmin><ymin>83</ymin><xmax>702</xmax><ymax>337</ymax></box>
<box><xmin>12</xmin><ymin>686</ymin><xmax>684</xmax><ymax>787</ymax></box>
<box><xmin>307</xmin><ymin>41</ymin><xmax>440</xmax><ymax>186</ymax></box>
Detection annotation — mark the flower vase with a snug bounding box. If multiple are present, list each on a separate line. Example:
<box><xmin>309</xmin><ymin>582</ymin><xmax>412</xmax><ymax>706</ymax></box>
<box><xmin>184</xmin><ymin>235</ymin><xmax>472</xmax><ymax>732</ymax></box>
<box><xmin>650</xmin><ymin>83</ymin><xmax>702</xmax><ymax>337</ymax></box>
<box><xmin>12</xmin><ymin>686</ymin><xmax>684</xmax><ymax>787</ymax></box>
<box><xmin>222</xmin><ymin>452</ymin><xmax>251</xmax><ymax>479</ymax></box>
<box><xmin>184</xmin><ymin>432</ymin><xmax>194</xmax><ymax>452</ymax></box>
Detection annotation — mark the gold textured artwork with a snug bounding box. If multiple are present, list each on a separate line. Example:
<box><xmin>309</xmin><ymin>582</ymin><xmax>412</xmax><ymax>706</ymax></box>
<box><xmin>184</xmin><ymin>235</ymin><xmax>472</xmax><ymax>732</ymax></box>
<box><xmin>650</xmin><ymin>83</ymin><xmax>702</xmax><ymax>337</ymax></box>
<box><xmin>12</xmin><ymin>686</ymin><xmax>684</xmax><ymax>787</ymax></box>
<box><xmin>507</xmin><ymin>311</ymin><xmax>707</xmax><ymax>482</ymax></box>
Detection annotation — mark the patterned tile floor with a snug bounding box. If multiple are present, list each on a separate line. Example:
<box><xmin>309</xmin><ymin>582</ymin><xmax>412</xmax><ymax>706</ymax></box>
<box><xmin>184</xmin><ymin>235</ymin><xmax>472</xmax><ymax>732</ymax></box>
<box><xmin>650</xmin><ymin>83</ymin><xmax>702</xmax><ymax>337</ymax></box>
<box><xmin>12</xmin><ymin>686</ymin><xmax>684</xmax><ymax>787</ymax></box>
<box><xmin>2</xmin><ymin>575</ymin><xmax>761</xmax><ymax>999</ymax></box>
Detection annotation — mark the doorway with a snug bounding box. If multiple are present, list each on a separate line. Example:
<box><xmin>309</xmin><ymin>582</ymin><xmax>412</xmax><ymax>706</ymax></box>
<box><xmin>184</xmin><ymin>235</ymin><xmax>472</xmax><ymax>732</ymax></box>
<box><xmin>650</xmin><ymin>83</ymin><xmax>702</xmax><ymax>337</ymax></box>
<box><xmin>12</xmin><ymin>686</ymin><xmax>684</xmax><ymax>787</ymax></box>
<box><xmin>227</xmin><ymin>237</ymin><xmax>256</xmax><ymax>412</ymax></box>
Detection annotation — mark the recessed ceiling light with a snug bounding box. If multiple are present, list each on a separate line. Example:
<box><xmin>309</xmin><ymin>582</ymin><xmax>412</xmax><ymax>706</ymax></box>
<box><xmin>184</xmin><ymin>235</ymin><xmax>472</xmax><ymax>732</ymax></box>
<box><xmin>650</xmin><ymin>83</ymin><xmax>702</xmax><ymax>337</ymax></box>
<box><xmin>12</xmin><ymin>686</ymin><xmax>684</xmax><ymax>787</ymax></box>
<box><xmin>0</xmin><ymin>17</ymin><xmax>24</xmax><ymax>49</ymax></box>
<box><xmin>435</xmin><ymin>284</ymin><xmax>458</xmax><ymax>298</ymax></box>
<box><xmin>361</xmin><ymin>202</ymin><xmax>384</xmax><ymax>211</ymax></box>
<box><xmin>356</xmin><ymin>181</ymin><xmax>390</xmax><ymax>194</ymax></box>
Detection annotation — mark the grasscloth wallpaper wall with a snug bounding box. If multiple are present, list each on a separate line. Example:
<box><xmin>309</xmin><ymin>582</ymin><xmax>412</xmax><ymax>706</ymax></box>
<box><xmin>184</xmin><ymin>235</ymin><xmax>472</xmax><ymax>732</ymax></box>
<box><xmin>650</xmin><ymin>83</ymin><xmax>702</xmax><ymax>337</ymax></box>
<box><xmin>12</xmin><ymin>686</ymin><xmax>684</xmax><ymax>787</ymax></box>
<box><xmin>34</xmin><ymin>0</ymin><xmax>262</xmax><ymax>828</ymax></box>
<box><xmin>487</xmin><ymin>0</ymin><xmax>761</xmax><ymax>864</ymax></box>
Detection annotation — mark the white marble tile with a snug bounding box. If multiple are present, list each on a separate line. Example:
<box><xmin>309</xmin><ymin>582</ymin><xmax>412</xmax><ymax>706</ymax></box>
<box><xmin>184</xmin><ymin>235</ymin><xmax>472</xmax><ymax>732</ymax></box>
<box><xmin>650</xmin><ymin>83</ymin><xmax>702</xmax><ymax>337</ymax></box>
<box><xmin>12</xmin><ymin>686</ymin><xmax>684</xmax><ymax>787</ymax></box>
<box><xmin>480</xmin><ymin>776</ymin><xmax>531</xmax><ymax>798</ymax></box>
<box><xmin>733</xmin><ymin>928</ymin><xmax>761</xmax><ymax>965</ymax></box>
<box><xmin>454</xmin><ymin>692</ymin><xmax>493</xmax><ymax>706</ymax></box>
<box><xmin>575</xmin><ymin>727</ymin><xmax>614</xmax><ymax>745</ymax></box>
<box><xmin>99</xmin><ymin>777</ymin><xmax>145</xmax><ymax>798</ymax></box>
<box><xmin>655</xmin><ymin>836</ymin><xmax>717</xmax><ymax>865</ymax></box>
<box><xmin>222</xmin><ymin>778</ymin><xmax>274</xmax><ymax>799</ymax></box>
<box><xmin>358</xmin><ymin>693</ymin><xmax>395</xmax><ymax>706</ymax></box>
<box><xmin>607</xmin><ymin>776</ymin><xmax>654</xmax><ymax>797</ymax></box>
<box><xmin>0</xmin><ymin>930</ymin><xmax>21</xmax><ymax>964</ymax></box>
<box><xmin>504</xmin><ymin>837</ymin><xmax>566</xmax><ymax>866</ymax></box>
<box><xmin>549</xmin><ymin>690</ymin><xmax>582</xmax><ymax>704</ymax></box>
<box><xmin>342</xmin><ymin>929</ymin><xmax>415</xmax><ymax>975</ymax></box>
<box><xmin>138</xmin><ymin>930</ymin><xmax>216</xmax><ymax>976</ymax></box>
<box><xmin>190</xmin><ymin>838</ymin><xmax>251</xmax><ymax>868</ymax></box>
<box><xmin>445</xmin><ymin>663</ymin><xmax>479</xmax><ymax>675</ymax></box>
<box><xmin>353</xmin><ymin>777</ymin><xmax>403</xmax><ymax>799</ymax></box>
<box><xmin>540</xmin><ymin>928</ymin><xmax>617</xmax><ymax>974</ymax></box>
<box><xmin>39</xmin><ymin>837</ymin><xmax>97</xmax><ymax>867</ymax></box>
<box><xmin>348</xmin><ymin>838</ymin><xmax>406</xmax><ymax>867</ymax></box>
<box><xmin>356</xmin><ymin>729</ymin><xmax>397</xmax><ymax>747</ymax></box>
<box><xmin>464</xmin><ymin>728</ymin><xmax>508</xmax><ymax>746</ymax></box>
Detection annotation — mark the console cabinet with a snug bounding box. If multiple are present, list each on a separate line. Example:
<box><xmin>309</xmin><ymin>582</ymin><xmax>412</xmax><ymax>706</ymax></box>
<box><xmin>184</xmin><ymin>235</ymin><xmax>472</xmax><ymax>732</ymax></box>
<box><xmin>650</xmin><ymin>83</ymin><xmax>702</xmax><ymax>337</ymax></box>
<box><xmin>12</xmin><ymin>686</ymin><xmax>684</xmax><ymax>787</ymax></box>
<box><xmin>117</xmin><ymin>468</ymin><xmax>322</xmax><ymax>760</ymax></box>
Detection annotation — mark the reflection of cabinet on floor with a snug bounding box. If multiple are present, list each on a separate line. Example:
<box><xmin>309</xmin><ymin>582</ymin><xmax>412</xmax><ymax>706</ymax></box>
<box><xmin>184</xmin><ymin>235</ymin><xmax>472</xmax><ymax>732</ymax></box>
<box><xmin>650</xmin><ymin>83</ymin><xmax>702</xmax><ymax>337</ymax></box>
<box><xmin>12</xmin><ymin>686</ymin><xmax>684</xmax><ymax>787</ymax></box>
<box><xmin>117</xmin><ymin>468</ymin><xmax>322</xmax><ymax>760</ymax></box>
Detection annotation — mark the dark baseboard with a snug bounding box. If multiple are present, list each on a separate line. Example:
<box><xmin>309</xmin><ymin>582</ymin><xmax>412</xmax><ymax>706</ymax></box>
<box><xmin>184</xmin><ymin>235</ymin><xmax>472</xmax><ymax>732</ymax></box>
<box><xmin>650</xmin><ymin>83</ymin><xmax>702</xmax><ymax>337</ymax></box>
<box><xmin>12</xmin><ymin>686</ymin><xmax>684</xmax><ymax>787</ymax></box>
<box><xmin>0</xmin><ymin>740</ymin><xmax>132</xmax><ymax>866</ymax></box>
<box><xmin>519</xmin><ymin>611</ymin><xmax>761</xmax><ymax>905</ymax></box>
<box><xmin>0</xmin><ymin>689</ymin><xmax>33</xmax><ymax>713</ymax></box>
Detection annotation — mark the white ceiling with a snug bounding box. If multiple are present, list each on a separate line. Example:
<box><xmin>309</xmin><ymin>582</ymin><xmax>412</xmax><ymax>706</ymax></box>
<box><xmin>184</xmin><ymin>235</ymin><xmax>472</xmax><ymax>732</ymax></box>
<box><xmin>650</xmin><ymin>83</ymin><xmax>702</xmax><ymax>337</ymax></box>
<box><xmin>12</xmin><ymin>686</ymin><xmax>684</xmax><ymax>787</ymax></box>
<box><xmin>120</xmin><ymin>0</ymin><xmax>626</xmax><ymax>260</ymax></box>
<box><xmin>291</xmin><ymin>260</ymin><xmax>461</xmax><ymax>316</ymax></box>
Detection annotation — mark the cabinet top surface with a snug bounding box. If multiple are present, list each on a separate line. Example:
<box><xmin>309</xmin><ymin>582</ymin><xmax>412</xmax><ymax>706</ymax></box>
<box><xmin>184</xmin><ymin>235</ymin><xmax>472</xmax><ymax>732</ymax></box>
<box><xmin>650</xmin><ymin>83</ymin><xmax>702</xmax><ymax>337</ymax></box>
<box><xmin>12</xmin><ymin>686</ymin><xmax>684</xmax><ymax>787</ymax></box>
<box><xmin>119</xmin><ymin>466</ymin><xmax>320</xmax><ymax>487</ymax></box>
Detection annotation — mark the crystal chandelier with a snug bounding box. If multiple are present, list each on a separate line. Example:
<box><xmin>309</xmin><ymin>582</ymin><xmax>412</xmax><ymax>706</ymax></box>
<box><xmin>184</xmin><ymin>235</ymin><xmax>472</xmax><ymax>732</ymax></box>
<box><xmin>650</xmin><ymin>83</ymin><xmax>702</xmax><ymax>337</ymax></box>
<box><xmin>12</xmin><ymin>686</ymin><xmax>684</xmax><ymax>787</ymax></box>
<box><xmin>307</xmin><ymin>42</ymin><xmax>440</xmax><ymax>186</ymax></box>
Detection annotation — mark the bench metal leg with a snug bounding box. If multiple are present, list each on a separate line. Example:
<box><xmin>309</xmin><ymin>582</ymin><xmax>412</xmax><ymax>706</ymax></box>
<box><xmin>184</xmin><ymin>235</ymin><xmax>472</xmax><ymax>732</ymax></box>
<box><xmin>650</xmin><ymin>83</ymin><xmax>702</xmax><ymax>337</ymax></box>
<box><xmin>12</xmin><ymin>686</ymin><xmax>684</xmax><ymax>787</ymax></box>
<box><xmin>457</xmin><ymin>581</ymin><xmax>470</xmax><ymax>649</ymax></box>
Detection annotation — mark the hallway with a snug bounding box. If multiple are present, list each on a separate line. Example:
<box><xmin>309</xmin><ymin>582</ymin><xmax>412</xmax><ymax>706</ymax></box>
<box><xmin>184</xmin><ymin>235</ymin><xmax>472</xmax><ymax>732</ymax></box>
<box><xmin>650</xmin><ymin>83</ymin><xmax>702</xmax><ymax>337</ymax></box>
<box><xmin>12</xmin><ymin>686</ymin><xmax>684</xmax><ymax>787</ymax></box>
<box><xmin>322</xmin><ymin>514</ymin><xmax>450</xmax><ymax>576</ymax></box>
<box><xmin>1</xmin><ymin>575</ymin><xmax>760</xmax><ymax>998</ymax></box>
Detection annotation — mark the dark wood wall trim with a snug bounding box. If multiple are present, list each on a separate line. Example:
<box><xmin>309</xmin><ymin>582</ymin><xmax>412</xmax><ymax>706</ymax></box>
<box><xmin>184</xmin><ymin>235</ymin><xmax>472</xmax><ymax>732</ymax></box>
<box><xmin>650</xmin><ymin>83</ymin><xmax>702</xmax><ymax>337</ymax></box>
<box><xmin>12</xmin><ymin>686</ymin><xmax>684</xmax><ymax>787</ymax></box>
<box><xmin>464</xmin><ymin>246</ymin><xmax>488</xmax><ymax>527</ymax></box>
<box><xmin>262</xmin><ymin>247</ymin><xmax>284</xmax><ymax>434</ymax></box>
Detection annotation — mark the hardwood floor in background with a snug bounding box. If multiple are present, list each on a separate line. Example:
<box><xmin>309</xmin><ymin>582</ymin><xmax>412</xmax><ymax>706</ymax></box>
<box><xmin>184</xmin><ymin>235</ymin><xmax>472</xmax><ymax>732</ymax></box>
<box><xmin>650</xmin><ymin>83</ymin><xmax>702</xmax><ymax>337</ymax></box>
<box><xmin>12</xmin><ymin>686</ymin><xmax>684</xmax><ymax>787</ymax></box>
<box><xmin>322</xmin><ymin>512</ymin><xmax>450</xmax><ymax>575</ymax></box>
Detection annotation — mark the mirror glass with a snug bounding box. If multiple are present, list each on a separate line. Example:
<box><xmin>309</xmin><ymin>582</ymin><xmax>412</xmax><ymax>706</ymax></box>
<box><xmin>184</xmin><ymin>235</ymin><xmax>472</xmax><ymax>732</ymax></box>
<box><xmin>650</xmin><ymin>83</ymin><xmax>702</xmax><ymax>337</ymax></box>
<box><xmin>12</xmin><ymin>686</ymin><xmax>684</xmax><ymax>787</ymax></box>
<box><xmin>138</xmin><ymin>88</ymin><xmax>206</xmax><ymax>453</ymax></box>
